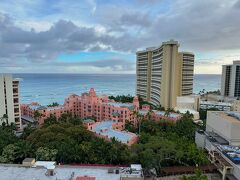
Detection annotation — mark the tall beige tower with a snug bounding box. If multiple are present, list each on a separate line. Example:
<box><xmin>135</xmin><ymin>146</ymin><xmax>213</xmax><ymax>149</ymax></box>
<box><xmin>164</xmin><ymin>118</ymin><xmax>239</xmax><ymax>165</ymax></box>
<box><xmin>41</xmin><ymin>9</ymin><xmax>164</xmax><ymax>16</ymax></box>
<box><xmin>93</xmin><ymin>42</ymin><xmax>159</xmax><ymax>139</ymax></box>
<box><xmin>136</xmin><ymin>40</ymin><xmax>195</xmax><ymax>109</ymax></box>
<box><xmin>179</xmin><ymin>52</ymin><xmax>195</xmax><ymax>96</ymax></box>
<box><xmin>0</xmin><ymin>74</ymin><xmax>22</xmax><ymax>129</ymax></box>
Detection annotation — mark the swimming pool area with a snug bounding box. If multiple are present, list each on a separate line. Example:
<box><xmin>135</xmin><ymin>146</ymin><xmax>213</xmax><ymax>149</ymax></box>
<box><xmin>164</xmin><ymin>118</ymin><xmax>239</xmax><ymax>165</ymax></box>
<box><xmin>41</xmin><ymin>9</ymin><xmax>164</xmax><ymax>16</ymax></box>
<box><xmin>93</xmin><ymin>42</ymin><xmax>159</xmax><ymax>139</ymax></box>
<box><xmin>92</xmin><ymin>121</ymin><xmax>137</xmax><ymax>144</ymax></box>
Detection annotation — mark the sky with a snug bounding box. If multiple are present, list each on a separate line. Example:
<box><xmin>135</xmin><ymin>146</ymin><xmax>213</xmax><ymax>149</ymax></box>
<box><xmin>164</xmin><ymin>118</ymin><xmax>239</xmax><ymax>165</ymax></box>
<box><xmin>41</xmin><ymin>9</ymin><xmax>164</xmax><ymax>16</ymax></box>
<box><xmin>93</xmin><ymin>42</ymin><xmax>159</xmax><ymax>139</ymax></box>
<box><xmin>0</xmin><ymin>0</ymin><xmax>240</xmax><ymax>74</ymax></box>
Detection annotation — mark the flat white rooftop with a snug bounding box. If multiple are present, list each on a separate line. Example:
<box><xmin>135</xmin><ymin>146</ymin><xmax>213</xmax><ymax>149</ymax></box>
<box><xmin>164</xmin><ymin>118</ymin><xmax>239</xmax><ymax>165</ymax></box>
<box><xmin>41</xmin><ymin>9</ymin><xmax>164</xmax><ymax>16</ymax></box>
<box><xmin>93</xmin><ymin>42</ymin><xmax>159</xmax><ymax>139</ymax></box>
<box><xmin>0</xmin><ymin>165</ymin><xmax>121</xmax><ymax>180</ymax></box>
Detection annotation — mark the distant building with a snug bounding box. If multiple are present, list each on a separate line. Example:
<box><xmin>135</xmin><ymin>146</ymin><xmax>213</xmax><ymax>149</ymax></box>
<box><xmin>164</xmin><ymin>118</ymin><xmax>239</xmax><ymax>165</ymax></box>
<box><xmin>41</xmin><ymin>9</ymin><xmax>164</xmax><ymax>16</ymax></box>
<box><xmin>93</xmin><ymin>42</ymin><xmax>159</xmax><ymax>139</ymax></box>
<box><xmin>139</xmin><ymin>104</ymin><xmax>182</xmax><ymax>122</ymax></box>
<box><xmin>136</xmin><ymin>40</ymin><xmax>194</xmax><ymax>109</ymax></box>
<box><xmin>176</xmin><ymin>95</ymin><xmax>200</xmax><ymax>111</ymax></box>
<box><xmin>221</xmin><ymin>60</ymin><xmax>240</xmax><ymax>98</ymax></box>
<box><xmin>0</xmin><ymin>74</ymin><xmax>21</xmax><ymax>129</ymax></box>
<box><xmin>22</xmin><ymin>88</ymin><xmax>182</xmax><ymax>130</ymax></box>
<box><xmin>174</xmin><ymin>95</ymin><xmax>200</xmax><ymax>120</ymax></box>
<box><xmin>200</xmin><ymin>101</ymin><xmax>232</xmax><ymax>111</ymax></box>
<box><xmin>195</xmin><ymin>111</ymin><xmax>240</xmax><ymax>180</ymax></box>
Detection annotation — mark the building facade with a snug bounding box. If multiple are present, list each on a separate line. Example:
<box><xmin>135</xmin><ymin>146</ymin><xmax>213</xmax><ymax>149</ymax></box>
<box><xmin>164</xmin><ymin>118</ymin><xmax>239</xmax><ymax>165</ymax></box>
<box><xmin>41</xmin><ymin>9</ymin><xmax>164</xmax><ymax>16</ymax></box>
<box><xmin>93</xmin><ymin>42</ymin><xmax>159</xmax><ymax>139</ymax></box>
<box><xmin>21</xmin><ymin>88</ymin><xmax>182</xmax><ymax>128</ymax></box>
<box><xmin>136</xmin><ymin>40</ymin><xmax>195</xmax><ymax>109</ymax></box>
<box><xmin>21</xmin><ymin>88</ymin><xmax>140</xmax><ymax>126</ymax></box>
<box><xmin>195</xmin><ymin>111</ymin><xmax>240</xmax><ymax>180</ymax></box>
<box><xmin>221</xmin><ymin>60</ymin><xmax>240</xmax><ymax>98</ymax></box>
<box><xmin>179</xmin><ymin>52</ymin><xmax>195</xmax><ymax>96</ymax></box>
<box><xmin>0</xmin><ymin>74</ymin><xmax>21</xmax><ymax>129</ymax></box>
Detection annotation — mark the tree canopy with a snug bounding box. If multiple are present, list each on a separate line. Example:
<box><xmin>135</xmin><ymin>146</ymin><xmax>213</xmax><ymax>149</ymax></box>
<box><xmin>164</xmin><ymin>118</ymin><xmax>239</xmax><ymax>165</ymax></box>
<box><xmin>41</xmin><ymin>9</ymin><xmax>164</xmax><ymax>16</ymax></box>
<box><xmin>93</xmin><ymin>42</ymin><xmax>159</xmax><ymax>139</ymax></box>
<box><xmin>0</xmin><ymin>110</ymin><xmax>208</xmax><ymax>176</ymax></box>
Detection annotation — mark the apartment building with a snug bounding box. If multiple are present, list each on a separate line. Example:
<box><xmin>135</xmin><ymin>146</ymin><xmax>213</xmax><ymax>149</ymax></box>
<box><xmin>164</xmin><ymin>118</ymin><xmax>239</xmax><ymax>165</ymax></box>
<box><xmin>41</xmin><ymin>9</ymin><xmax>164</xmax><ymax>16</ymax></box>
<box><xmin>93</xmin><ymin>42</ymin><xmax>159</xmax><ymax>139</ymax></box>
<box><xmin>136</xmin><ymin>40</ymin><xmax>194</xmax><ymax>109</ymax></box>
<box><xmin>221</xmin><ymin>60</ymin><xmax>240</xmax><ymax>98</ymax></box>
<box><xmin>0</xmin><ymin>74</ymin><xmax>21</xmax><ymax>129</ymax></box>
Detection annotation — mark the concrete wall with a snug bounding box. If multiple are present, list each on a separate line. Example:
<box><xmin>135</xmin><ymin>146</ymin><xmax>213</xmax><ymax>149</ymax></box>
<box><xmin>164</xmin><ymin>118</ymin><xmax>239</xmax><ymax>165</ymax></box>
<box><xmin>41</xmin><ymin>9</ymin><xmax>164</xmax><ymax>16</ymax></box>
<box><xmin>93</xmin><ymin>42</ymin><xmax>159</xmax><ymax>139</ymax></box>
<box><xmin>0</xmin><ymin>75</ymin><xmax>6</xmax><ymax>118</ymax></box>
<box><xmin>221</xmin><ymin>65</ymin><xmax>227</xmax><ymax>96</ymax></box>
<box><xmin>6</xmin><ymin>75</ymin><xmax>15</xmax><ymax>125</ymax></box>
<box><xmin>206</xmin><ymin>111</ymin><xmax>240</xmax><ymax>145</ymax></box>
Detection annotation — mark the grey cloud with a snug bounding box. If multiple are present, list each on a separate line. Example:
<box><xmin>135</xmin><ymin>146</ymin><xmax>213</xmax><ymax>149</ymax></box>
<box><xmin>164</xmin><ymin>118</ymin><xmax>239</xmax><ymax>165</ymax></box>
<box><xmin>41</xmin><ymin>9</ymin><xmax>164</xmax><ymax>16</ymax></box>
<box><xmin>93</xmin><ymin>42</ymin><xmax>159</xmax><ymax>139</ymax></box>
<box><xmin>234</xmin><ymin>0</ymin><xmax>240</xmax><ymax>8</ymax></box>
<box><xmin>120</xmin><ymin>12</ymin><xmax>152</xmax><ymax>27</ymax></box>
<box><xmin>0</xmin><ymin>15</ymin><xmax>127</xmax><ymax>63</ymax></box>
<box><xmin>2</xmin><ymin>0</ymin><xmax>240</xmax><ymax>69</ymax></box>
<box><xmin>53</xmin><ymin>58</ymin><xmax>135</xmax><ymax>71</ymax></box>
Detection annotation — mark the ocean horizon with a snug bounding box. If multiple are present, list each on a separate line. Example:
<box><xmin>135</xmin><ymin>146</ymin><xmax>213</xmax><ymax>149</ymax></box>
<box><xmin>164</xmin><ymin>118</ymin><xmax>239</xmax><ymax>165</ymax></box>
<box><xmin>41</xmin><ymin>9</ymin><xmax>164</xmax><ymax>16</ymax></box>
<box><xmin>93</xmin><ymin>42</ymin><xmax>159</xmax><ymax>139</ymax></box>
<box><xmin>13</xmin><ymin>73</ymin><xmax>221</xmax><ymax>106</ymax></box>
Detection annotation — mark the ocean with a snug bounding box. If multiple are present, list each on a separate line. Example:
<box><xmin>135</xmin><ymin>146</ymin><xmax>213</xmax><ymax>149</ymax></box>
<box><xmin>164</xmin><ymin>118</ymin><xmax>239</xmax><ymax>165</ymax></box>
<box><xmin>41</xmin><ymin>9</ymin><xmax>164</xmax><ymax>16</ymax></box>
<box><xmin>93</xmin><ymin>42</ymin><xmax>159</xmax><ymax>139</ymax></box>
<box><xmin>13</xmin><ymin>74</ymin><xmax>221</xmax><ymax>105</ymax></box>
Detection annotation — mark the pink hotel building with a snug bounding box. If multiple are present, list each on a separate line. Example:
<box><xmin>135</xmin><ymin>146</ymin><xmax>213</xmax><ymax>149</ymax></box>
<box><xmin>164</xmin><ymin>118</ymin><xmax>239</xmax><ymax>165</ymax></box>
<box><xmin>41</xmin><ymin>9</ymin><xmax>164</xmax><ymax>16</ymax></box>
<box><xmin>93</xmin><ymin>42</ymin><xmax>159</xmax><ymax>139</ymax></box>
<box><xmin>21</xmin><ymin>88</ymin><xmax>182</xmax><ymax>126</ymax></box>
<box><xmin>21</xmin><ymin>88</ymin><xmax>182</xmax><ymax>145</ymax></box>
<box><xmin>21</xmin><ymin>88</ymin><xmax>140</xmax><ymax>126</ymax></box>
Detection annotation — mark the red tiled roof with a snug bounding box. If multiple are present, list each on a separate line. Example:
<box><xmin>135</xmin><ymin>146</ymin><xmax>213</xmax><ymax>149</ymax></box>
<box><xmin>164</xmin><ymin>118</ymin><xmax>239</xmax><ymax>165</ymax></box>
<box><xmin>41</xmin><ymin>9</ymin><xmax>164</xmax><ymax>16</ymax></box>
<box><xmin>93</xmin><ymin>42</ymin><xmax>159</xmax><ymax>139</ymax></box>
<box><xmin>76</xmin><ymin>176</ymin><xmax>96</xmax><ymax>180</ymax></box>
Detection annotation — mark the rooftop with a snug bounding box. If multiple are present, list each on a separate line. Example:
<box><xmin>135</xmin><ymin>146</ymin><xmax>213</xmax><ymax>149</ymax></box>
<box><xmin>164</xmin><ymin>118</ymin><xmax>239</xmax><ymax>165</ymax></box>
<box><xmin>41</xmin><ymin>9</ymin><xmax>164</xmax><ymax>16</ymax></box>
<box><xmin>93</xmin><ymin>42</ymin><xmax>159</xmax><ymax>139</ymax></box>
<box><xmin>200</xmin><ymin>101</ymin><xmax>232</xmax><ymax>106</ymax></box>
<box><xmin>152</xmin><ymin>110</ymin><xmax>181</xmax><ymax>119</ymax></box>
<box><xmin>46</xmin><ymin>105</ymin><xmax>65</xmax><ymax>111</ymax></box>
<box><xmin>227</xmin><ymin>112</ymin><xmax>240</xmax><ymax>121</ymax></box>
<box><xmin>104</xmin><ymin>102</ymin><xmax>135</xmax><ymax>110</ymax></box>
<box><xmin>205</xmin><ymin>131</ymin><xmax>229</xmax><ymax>145</ymax></box>
<box><xmin>176</xmin><ymin>108</ymin><xmax>198</xmax><ymax>115</ymax></box>
<box><xmin>0</xmin><ymin>165</ymin><xmax>122</xmax><ymax>180</ymax></box>
<box><xmin>218</xmin><ymin>145</ymin><xmax>240</xmax><ymax>165</ymax></box>
<box><xmin>93</xmin><ymin>121</ymin><xmax>137</xmax><ymax>144</ymax></box>
<box><xmin>211</xmin><ymin>111</ymin><xmax>240</xmax><ymax>123</ymax></box>
<box><xmin>83</xmin><ymin>119</ymin><xmax>95</xmax><ymax>123</ymax></box>
<box><xmin>138</xmin><ymin>110</ymin><xmax>181</xmax><ymax>119</ymax></box>
<box><xmin>29</xmin><ymin>104</ymin><xmax>65</xmax><ymax>111</ymax></box>
<box><xmin>29</xmin><ymin>105</ymin><xmax>47</xmax><ymax>110</ymax></box>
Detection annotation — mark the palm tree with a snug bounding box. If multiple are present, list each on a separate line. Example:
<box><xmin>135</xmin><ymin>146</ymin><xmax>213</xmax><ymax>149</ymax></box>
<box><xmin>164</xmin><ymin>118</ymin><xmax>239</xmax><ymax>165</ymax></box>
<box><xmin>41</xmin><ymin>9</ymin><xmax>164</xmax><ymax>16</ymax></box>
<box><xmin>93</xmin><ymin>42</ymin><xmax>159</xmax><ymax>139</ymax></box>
<box><xmin>157</xmin><ymin>104</ymin><xmax>165</xmax><ymax>111</ymax></box>
<box><xmin>133</xmin><ymin>110</ymin><xmax>144</xmax><ymax>135</ymax></box>
<box><xmin>146</xmin><ymin>109</ymin><xmax>154</xmax><ymax>121</ymax></box>
<box><xmin>164</xmin><ymin>109</ymin><xmax>170</xmax><ymax>117</ymax></box>
<box><xmin>0</xmin><ymin>114</ymin><xmax>9</xmax><ymax>125</ymax></box>
<box><xmin>33</xmin><ymin>110</ymin><xmax>42</xmax><ymax>127</ymax></box>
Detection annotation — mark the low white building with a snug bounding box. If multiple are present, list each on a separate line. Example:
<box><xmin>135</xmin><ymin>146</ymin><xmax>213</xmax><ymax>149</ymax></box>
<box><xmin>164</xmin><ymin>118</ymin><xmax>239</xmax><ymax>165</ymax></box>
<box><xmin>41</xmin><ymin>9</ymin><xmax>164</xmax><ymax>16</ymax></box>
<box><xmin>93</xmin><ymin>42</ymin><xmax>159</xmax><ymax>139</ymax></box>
<box><xmin>195</xmin><ymin>111</ymin><xmax>240</xmax><ymax>180</ymax></box>
<box><xmin>175</xmin><ymin>95</ymin><xmax>200</xmax><ymax>120</ymax></box>
<box><xmin>200</xmin><ymin>101</ymin><xmax>232</xmax><ymax>111</ymax></box>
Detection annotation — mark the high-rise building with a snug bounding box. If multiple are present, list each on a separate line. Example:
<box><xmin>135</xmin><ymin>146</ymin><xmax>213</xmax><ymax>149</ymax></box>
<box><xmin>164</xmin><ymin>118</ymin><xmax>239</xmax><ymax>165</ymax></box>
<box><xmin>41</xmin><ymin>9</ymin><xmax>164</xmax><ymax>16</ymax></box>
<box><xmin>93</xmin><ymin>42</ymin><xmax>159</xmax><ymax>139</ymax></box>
<box><xmin>136</xmin><ymin>40</ymin><xmax>195</xmax><ymax>109</ymax></box>
<box><xmin>221</xmin><ymin>61</ymin><xmax>240</xmax><ymax>98</ymax></box>
<box><xmin>0</xmin><ymin>74</ymin><xmax>21</xmax><ymax>129</ymax></box>
<box><xmin>179</xmin><ymin>52</ymin><xmax>195</xmax><ymax>96</ymax></box>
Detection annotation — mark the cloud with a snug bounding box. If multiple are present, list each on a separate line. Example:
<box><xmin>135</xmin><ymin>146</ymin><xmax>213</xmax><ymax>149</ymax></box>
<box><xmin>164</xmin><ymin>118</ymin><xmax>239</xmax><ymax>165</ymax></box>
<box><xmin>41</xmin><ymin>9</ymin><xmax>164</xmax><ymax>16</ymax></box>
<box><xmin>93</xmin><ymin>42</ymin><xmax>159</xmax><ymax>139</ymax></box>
<box><xmin>1</xmin><ymin>0</ymin><xmax>240</xmax><ymax>74</ymax></box>
<box><xmin>70</xmin><ymin>58</ymin><xmax>135</xmax><ymax>71</ymax></box>
<box><xmin>0</xmin><ymin>15</ymin><xmax>114</xmax><ymax>63</ymax></box>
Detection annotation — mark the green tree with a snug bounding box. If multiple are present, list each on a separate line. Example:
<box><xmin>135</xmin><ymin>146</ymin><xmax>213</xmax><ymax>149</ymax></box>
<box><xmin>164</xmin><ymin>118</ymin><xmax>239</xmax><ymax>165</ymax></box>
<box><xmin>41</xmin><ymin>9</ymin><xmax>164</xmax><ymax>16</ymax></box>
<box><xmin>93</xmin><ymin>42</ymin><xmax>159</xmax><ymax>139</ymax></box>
<box><xmin>180</xmin><ymin>169</ymin><xmax>208</xmax><ymax>180</ymax></box>
<box><xmin>33</xmin><ymin>110</ymin><xmax>43</xmax><ymax>127</ymax></box>
<box><xmin>36</xmin><ymin>147</ymin><xmax>58</xmax><ymax>161</ymax></box>
<box><xmin>0</xmin><ymin>127</ymin><xmax>18</xmax><ymax>155</ymax></box>
<box><xmin>0</xmin><ymin>144</ymin><xmax>18</xmax><ymax>163</ymax></box>
<box><xmin>0</xmin><ymin>141</ymin><xmax>33</xmax><ymax>163</ymax></box>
